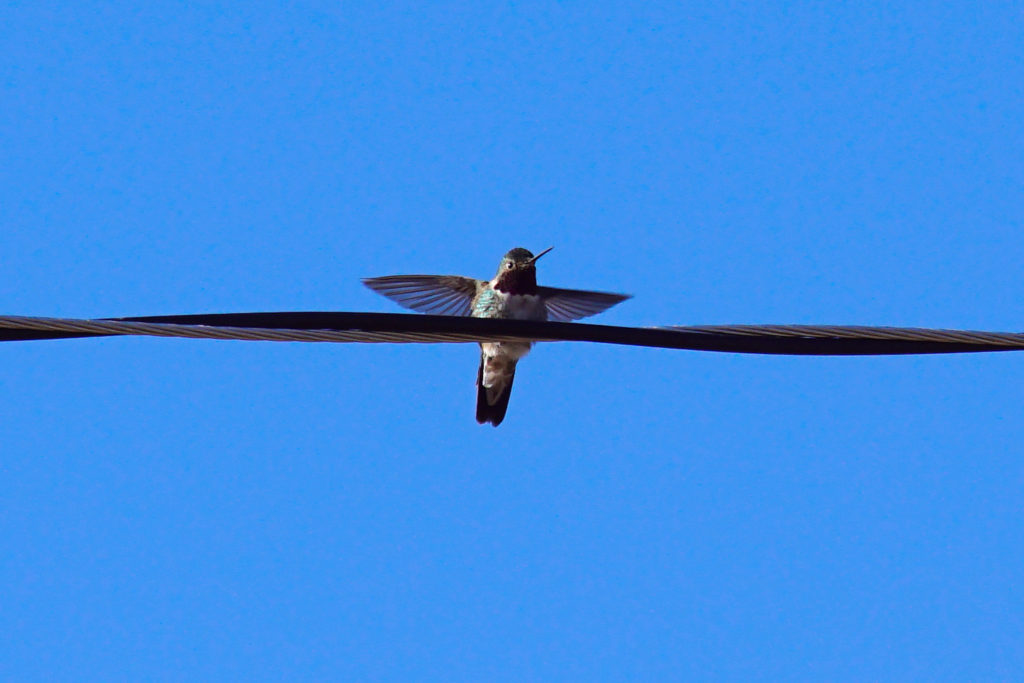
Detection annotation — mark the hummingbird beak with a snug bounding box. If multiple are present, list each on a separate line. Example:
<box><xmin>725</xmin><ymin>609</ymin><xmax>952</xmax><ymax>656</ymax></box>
<box><xmin>529</xmin><ymin>247</ymin><xmax>553</xmax><ymax>265</ymax></box>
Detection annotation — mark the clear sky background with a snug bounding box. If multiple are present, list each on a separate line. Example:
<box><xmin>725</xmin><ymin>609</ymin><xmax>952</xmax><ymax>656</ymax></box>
<box><xmin>3</xmin><ymin>2</ymin><xmax>1023</xmax><ymax>680</ymax></box>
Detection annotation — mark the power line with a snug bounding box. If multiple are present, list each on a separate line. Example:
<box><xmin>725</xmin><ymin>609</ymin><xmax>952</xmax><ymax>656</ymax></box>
<box><xmin>1</xmin><ymin>312</ymin><xmax>1023</xmax><ymax>356</ymax></box>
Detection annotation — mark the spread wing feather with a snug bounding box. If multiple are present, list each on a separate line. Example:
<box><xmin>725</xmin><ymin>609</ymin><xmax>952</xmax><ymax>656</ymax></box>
<box><xmin>536</xmin><ymin>286</ymin><xmax>632</xmax><ymax>322</ymax></box>
<box><xmin>362</xmin><ymin>275</ymin><xmax>483</xmax><ymax>316</ymax></box>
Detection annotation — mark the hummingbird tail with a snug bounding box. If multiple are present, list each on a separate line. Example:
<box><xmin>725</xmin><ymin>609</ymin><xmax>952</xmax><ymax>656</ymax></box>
<box><xmin>475</xmin><ymin>354</ymin><xmax>516</xmax><ymax>427</ymax></box>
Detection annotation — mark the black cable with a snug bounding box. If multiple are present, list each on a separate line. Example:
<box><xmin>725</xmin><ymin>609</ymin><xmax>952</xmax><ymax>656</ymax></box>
<box><xmin>1</xmin><ymin>312</ymin><xmax>1022</xmax><ymax>356</ymax></box>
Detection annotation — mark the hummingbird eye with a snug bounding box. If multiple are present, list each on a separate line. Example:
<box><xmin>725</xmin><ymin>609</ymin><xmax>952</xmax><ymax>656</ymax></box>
<box><xmin>505</xmin><ymin>262</ymin><xmax>514</xmax><ymax>269</ymax></box>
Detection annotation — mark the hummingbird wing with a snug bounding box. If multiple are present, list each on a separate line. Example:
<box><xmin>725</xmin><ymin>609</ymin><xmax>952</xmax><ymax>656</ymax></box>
<box><xmin>536</xmin><ymin>287</ymin><xmax>632</xmax><ymax>322</ymax></box>
<box><xmin>362</xmin><ymin>275</ymin><xmax>484</xmax><ymax>316</ymax></box>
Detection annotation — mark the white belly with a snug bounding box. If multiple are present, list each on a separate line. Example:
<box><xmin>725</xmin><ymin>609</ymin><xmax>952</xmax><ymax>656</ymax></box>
<box><xmin>503</xmin><ymin>293</ymin><xmax>545</xmax><ymax>320</ymax></box>
<box><xmin>481</xmin><ymin>340</ymin><xmax>532</xmax><ymax>361</ymax></box>
<box><xmin>480</xmin><ymin>341</ymin><xmax>532</xmax><ymax>388</ymax></box>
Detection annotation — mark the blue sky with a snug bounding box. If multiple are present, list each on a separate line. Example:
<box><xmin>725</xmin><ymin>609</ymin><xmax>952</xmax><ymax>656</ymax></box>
<box><xmin>2</xmin><ymin>2</ymin><xmax>1023</xmax><ymax>680</ymax></box>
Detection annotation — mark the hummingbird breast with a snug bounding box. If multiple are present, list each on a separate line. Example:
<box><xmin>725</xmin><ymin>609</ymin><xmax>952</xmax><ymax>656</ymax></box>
<box><xmin>472</xmin><ymin>286</ymin><xmax>547</xmax><ymax>321</ymax></box>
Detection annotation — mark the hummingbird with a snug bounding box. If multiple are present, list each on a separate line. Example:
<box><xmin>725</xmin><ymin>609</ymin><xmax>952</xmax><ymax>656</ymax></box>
<box><xmin>363</xmin><ymin>247</ymin><xmax>631</xmax><ymax>426</ymax></box>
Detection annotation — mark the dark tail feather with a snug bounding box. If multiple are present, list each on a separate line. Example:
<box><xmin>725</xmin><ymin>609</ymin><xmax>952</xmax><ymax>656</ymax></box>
<box><xmin>476</xmin><ymin>357</ymin><xmax>515</xmax><ymax>427</ymax></box>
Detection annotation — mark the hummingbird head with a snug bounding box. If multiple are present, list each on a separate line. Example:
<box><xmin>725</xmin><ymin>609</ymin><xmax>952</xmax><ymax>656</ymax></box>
<box><xmin>493</xmin><ymin>246</ymin><xmax>553</xmax><ymax>294</ymax></box>
<box><xmin>497</xmin><ymin>246</ymin><xmax>552</xmax><ymax>273</ymax></box>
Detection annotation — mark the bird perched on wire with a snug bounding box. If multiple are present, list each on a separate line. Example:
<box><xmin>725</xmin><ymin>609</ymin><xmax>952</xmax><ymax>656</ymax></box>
<box><xmin>363</xmin><ymin>247</ymin><xmax>631</xmax><ymax>426</ymax></box>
